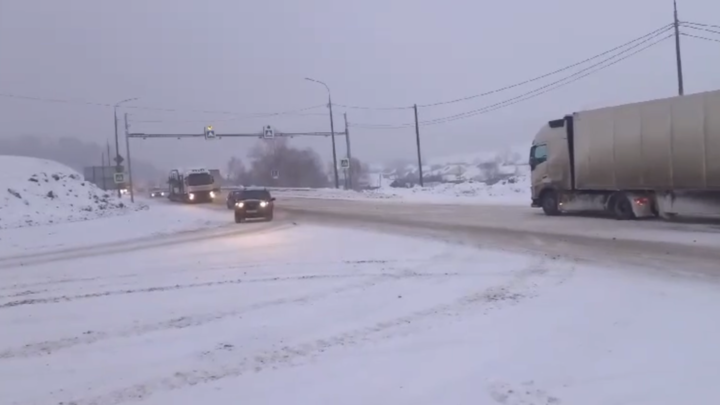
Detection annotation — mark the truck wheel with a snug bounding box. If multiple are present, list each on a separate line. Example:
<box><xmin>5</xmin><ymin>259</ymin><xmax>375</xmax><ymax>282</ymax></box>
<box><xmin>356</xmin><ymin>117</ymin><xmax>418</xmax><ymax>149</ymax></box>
<box><xmin>541</xmin><ymin>191</ymin><xmax>561</xmax><ymax>216</ymax></box>
<box><xmin>613</xmin><ymin>195</ymin><xmax>636</xmax><ymax>220</ymax></box>
<box><xmin>234</xmin><ymin>213</ymin><xmax>244</xmax><ymax>223</ymax></box>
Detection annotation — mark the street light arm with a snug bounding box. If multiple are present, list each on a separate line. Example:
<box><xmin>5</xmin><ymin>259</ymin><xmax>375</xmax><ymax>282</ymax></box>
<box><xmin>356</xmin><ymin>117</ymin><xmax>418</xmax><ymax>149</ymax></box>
<box><xmin>115</xmin><ymin>97</ymin><xmax>139</xmax><ymax>108</ymax></box>
<box><xmin>304</xmin><ymin>77</ymin><xmax>330</xmax><ymax>96</ymax></box>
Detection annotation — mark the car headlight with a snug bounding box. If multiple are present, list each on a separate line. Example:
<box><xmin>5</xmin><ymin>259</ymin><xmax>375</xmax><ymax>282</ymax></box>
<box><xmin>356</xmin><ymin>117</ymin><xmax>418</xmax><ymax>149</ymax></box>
<box><xmin>260</xmin><ymin>201</ymin><xmax>269</xmax><ymax>208</ymax></box>
<box><xmin>189</xmin><ymin>193</ymin><xmax>195</xmax><ymax>200</ymax></box>
<box><xmin>236</xmin><ymin>202</ymin><xmax>244</xmax><ymax>208</ymax></box>
<box><xmin>210</xmin><ymin>191</ymin><xmax>216</xmax><ymax>198</ymax></box>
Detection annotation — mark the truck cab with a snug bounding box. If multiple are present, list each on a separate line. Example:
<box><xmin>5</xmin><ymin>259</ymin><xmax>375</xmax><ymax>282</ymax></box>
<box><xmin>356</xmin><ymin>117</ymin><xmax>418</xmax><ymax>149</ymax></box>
<box><xmin>168</xmin><ymin>168</ymin><xmax>216</xmax><ymax>203</ymax></box>
<box><xmin>530</xmin><ymin>118</ymin><xmax>571</xmax><ymax>214</ymax></box>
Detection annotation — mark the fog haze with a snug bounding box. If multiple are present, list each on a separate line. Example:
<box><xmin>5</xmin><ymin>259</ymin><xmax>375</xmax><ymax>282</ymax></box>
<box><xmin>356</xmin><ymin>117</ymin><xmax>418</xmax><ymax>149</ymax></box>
<box><xmin>1</xmin><ymin>0</ymin><xmax>719</xmax><ymax>173</ymax></box>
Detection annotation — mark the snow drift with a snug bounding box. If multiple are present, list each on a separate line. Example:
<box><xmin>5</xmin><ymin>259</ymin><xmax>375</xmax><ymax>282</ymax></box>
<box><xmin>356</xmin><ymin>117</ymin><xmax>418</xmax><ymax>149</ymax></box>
<box><xmin>0</xmin><ymin>156</ymin><xmax>141</xmax><ymax>229</ymax></box>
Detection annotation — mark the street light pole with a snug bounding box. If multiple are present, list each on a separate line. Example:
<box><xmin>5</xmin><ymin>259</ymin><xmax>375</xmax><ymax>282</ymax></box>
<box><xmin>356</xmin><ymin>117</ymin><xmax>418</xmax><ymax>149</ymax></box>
<box><xmin>305</xmin><ymin>77</ymin><xmax>339</xmax><ymax>188</ymax></box>
<box><xmin>113</xmin><ymin>97</ymin><xmax>138</xmax><ymax>198</ymax></box>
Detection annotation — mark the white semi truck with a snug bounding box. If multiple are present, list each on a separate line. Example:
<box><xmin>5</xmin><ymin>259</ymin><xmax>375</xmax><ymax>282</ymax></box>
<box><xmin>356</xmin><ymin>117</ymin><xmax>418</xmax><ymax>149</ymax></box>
<box><xmin>530</xmin><ymin>89</ymin><xmax>720</xmax><ymax>220</ymax></box>
<box><xmin>167</xmin><ymin>167</ymin><xmax>217</xmax><ymax>203</ymax></box>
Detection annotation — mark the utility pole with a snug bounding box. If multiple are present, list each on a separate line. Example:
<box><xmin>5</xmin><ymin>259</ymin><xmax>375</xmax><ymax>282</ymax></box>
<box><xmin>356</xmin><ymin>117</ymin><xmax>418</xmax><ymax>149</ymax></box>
<box><xmin>413</xmin><ymin>104</ymin><xmax>424</xmax><ymax>187</ymax></box>
<box><xmin>106</xmin><ymin>141</ymin><xmax>112</xmax><ymax>191</ymax></box>
<box><xmin>673</xmin><ymin>0</ymin><xmax>684</xmax><ymax>96</ymax></box>
<box><xmin>113</xmin><ymin>107</ymin><xmax>122</xmax><ymax>198</ymax></box>
<box><xmin>328</xmin><ymin>95</ymin><xmax>339</xmax><ymax>188</ymax></box>
<box><xmin>124</xmin><ymin>113</ymin><xmax>135</xmax><ymax>203</ymax></box>
<box><xmin>100</xmin><ymin>153</ymin><xmax>106</xmax><ymax>190</ymax></box>
<box><xmin>344</xmin><ymin>112</ymin><xmax>353</xmax><ymax>190</ymax></box>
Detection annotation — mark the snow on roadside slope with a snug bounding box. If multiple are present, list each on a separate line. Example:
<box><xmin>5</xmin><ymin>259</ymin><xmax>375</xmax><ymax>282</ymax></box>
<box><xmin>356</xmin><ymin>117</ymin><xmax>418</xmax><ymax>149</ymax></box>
<box><xmin>0</xmin><ymin>155</ymin><xmax>140</xmax><ymax>229</ymax></box>
<box><xmin>0</xmin><ymin>198</ymin><xmax>233</xmax><ymax>258</ymax></box>
<box><xmin>3</xmin><ymin>224</ymin><xmax>720</xmax><ymax>404</ymax></box>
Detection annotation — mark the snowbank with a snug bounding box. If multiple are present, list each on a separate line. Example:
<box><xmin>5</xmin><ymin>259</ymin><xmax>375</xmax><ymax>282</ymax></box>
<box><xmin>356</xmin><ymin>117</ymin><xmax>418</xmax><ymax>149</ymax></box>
<box><xmin>0</xmin><ymin>156</ymin><xmax>140</xmax><ymax>229</ymax></box>
<box><xmin>0</xmin><ymin>199</ymin><xmax>235</xmax><ymax>258</ymax></box>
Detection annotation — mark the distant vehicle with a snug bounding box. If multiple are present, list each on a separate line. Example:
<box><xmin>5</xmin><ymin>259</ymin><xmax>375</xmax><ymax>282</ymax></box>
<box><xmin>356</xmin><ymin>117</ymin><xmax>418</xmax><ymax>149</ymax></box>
<box><xmin>167</xmin><ymin>168</ymin><xmax>217</xmax><ymax>203</ymax></box>
<box><xmin>530</xmin><ymin>89</ymin><xmax>720</xmax><ymax>220</ymax></box>
<box><xmin>149</xmin><ymin>189</ymin><xmax>167</xmax><ymax>198</ymax></box>
<box><xmin>226</xmin><ymin>189</ymin><xmax>243</xmax><ymax>209</ymax></box>
<box><xmin>232</xmin><ymin>187</ymin><xmax>275</xmax><ymax>223</ymax></box>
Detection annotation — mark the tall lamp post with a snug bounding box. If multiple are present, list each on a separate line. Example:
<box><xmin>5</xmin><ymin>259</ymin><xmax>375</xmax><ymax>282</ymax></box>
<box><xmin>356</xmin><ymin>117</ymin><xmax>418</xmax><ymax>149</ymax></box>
<box><xmin>113</xmin><ymin>97</ymin><xmax>138</xmax><ymax>198</ymax></box>
<box><xmin>305</xmin><ymin>77</ymin><xmax>339</xmax><ymax>188</ymax></box>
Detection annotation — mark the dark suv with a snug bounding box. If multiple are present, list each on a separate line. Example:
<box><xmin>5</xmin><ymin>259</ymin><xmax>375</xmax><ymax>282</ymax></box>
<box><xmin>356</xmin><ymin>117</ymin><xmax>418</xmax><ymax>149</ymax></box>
<box><xmin>233</xmin><ymin>188</ymin><xmax>275</xmax><ymax>223</ymax></box>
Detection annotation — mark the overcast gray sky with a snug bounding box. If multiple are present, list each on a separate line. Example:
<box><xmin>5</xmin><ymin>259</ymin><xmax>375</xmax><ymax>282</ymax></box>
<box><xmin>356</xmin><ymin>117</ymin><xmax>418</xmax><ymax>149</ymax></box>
<box><xmin>1</xmin><ymin>0</ymin><xmax>719</xmax><ymax>170</ymax></box>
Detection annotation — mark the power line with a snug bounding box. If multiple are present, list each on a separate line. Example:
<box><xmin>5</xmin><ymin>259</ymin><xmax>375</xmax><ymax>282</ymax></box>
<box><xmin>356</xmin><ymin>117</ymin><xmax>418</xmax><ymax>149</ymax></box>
<box><xmin>335</xmin><ymin>23</ymin><xmax>673</xmax><ymax>111</ymax></box>
<box><xmin>681</xmin><ymin>32</ymin><xmax>720</xmax><ymax>44</ymax></box>
<box><xmin>352</xmin><ymin>31</ymin><xmax>674</xmax><ymax>130</ymax></box>
<box><xmin>681</xmin><ymin>22</ymin><xmax>720</xmax><ymax>36</ymax></box>
<box><xmin>0</xmin><ymin>92</ymin><xmax>326</xmax><ymax>118</ymax></box>
<box><xmin>682</xmin><ymin>21</ymin><xmax>720</xmax><ymax>30</ymax></box>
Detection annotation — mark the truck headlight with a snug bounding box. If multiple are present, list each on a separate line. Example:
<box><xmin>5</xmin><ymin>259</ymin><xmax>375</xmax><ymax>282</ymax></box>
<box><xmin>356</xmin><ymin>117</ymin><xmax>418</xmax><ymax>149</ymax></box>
<box><xmin>189</xmin><ymin>193</ymin><xmax>195</xmax><ymax>200</ymax></box>
<box><xmin>210</xmin><ymin>191</ymin><xmax>216</xmax><ymax>199</ymax></box>
<box><xmin>260</xmin><ymin>201</ymin><xmax>269</xmax><ymax>208</ymax></box>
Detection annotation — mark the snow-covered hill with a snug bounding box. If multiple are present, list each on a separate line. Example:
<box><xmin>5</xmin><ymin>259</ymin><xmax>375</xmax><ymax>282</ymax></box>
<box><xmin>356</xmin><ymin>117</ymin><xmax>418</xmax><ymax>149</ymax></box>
<box><xmin>0</xmin><ymin>156</ymin><xmax>143</xmax><ymax>229</ymax></box>
<box><xmin>377</xmin><ymin>144</ymin><xmax>528</xmax><ymax>184</ymax></box>
<box><xmin>277</xmin><ymin>146</ymin><xmax>532</xmax><ymax>205</ymax></box>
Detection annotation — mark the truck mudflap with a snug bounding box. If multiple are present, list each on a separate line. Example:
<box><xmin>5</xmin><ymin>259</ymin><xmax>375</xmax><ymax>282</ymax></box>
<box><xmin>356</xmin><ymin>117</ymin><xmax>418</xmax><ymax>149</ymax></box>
<box><xmin>531</xmin><ymin>198</ymin><xmax>541</xmax><ymax>208</ymax></box>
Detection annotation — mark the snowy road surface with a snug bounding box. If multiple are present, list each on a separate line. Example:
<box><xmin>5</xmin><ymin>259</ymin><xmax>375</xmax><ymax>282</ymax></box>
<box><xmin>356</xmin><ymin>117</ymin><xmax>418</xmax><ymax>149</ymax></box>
<box><xmin>275</xmin><ymin>197</ymin><xmax>720</xmax><ymax>275</ymax></box>
<box><xmin>3</xmin><ymin>202</ymin><xmax>720</xmax><ymax>404</ymax></box>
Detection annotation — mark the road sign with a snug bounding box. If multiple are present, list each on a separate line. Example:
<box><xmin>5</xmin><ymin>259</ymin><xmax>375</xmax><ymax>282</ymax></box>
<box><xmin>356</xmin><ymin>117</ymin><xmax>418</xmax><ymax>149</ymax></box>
<box><xmin>114</xmin><ymin>155</ymin><xmax>124</xmax><ymax>165</ymax></box>
<box><xmin>204</xmin><ymin>125</ymin><xmax>216</xmax><ymax>139</ymax></box>
<box><xmin>114</xmin><ymin>172</ymin><xmax>125</xmax><ymax>184</ymax></box>
<box><xmin>340</xmin><ymin>158</ymin><xmax>350</xmax><ymax>169</ymax></box>
<box><xmin>271</xmin><ymin>169</ymin><xmax>279</xmax><ymax>179</ymax></box>
<box><xmin>263</xmin><ymin>125</ymin><xmax>274</xmax><ymax>139</ymax></box>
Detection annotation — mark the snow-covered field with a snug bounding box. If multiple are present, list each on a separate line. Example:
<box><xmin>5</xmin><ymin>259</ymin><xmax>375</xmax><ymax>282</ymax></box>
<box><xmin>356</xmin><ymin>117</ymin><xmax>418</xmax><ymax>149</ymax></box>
<box><xmin>270</xmin><ymin>173</ymin><xmax>529</xmax><ymax>205</ymax></box>
<box><xmin>2</xmin><ymin>217</ymin><xmax>720</xmax><ymax>404</ymax></box>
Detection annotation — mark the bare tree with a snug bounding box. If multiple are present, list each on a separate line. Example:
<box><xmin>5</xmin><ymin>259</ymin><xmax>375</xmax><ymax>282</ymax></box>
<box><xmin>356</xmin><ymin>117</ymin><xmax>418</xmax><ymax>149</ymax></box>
<box><xmin>348</xmin><ymin>157</ymin><xmax>368</xmax><ymax>189</ymax></box>
<box><xmin>225</xmin><ymin>156</ymin><xmax>247</xmax><ymax>185</ymax></box>
<box><xmin>245</xmin><ymin>139</ymin><xmax>329</xmax><ymax>188</ymax></box>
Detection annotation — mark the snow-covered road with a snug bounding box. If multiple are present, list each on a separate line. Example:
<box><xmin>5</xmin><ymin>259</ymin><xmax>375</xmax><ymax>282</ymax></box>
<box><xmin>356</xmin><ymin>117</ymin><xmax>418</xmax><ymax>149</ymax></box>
<box><xmin>3</xmin><ymin>208</ymin><xmax>720</xmax><ymax>405</ymax></box>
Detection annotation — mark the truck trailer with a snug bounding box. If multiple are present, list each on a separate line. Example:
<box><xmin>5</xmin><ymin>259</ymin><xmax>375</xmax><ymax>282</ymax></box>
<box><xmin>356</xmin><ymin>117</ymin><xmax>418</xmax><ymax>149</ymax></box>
<box><xmin>530</xmin><ymin>89</ymin><xmax>720</xmax><ymax>220</ymax></box>
<box><xmin>167</xmin><ymin>168</ymin><xmax>217</xmax><ymax>203</ymax></box>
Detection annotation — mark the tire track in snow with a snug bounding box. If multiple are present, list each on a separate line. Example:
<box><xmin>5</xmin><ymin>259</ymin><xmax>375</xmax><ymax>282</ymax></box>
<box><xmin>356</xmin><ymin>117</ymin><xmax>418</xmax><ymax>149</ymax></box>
<box><xmin>0</xmin><ymin>275</ymin><xmax>396</xmax><ymax>360</ymax></box>
<box><xmin>0</xmin><ymin>220</ymin><xmax>292</xmax><ymax>269</ymax></box>
<box><xmin>60</xmin><ymin>260</ymin><xmax>569</xmax><ymax>405</ymax></box>
<box><xmin>0</xmin><ymin>254</ymin><xmax>461</xmax><ymax>358</ymax></box>
<box><xmin>0</xmin><ymin>258</ymin><xmax>429</xmax><ymax>297</ymax></box>
<box><xmin>0</xmin><ymin>273</ymin><xmax>419</xmax><ymax>309</ymax></box>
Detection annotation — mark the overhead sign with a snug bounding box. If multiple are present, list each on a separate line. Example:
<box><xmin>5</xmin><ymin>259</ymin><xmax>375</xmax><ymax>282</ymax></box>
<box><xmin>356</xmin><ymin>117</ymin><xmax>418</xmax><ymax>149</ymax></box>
<box><xmin>204</xmin><ymin>125</ymin><xmax>216</xmax><ymax>139</ymax></box>
<box><xmin>340</xmin><ymin>158</ymin><xmax>350</xmax><ymax>169</ymax></box>
<box><xmin>263</xmin><ymin>125</ymin><xmax>274</xmax><ymax>139</ymax></box>
<box><xmin>114</xmin><ymin>172</ymin><xmax>125</xmax><ymax>184</ymax></box>
<box><xmin>271</xmin><ymin>169</ymin><xmax>279</xmax><ymax>179</ymax></box>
